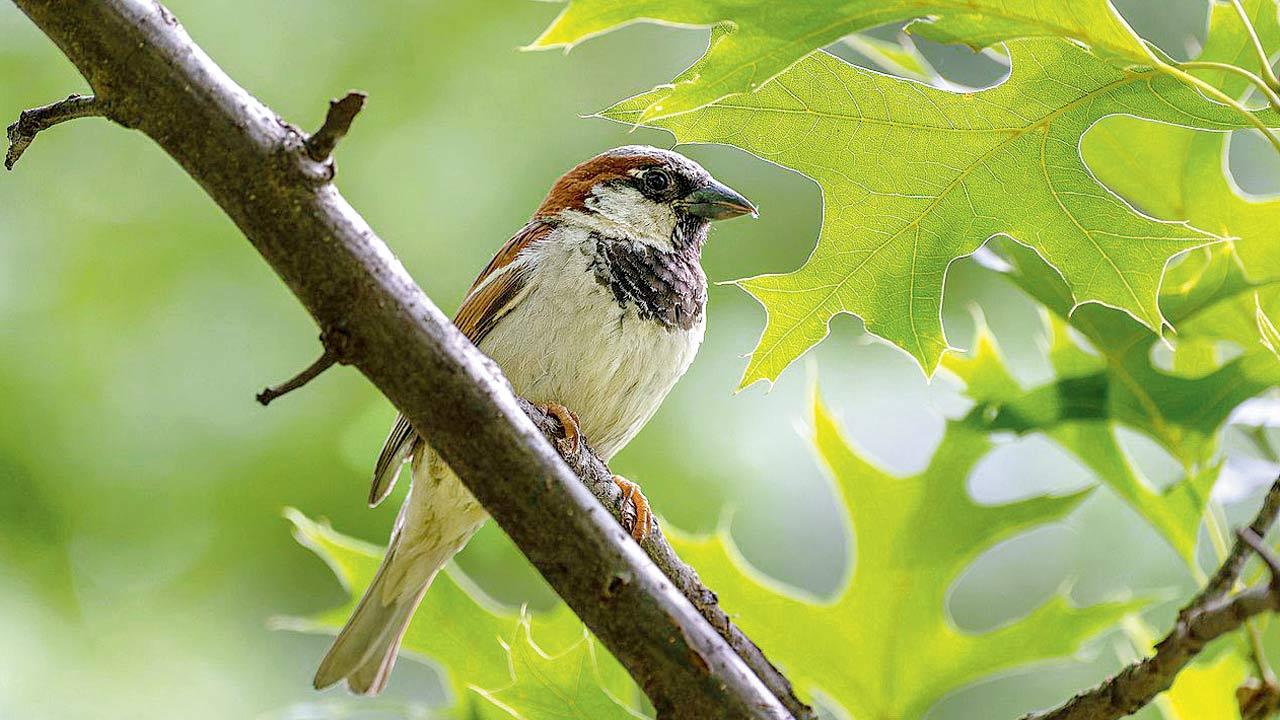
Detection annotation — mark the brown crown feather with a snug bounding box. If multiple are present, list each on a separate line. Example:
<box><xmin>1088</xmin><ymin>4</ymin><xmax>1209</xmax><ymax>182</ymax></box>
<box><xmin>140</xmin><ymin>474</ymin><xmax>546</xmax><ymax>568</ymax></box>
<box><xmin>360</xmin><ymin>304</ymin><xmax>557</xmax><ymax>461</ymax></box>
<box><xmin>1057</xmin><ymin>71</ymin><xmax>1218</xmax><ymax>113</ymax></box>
<box><xmin>535</xmin><ymin>149</ymin><xmax>666</xmax><ymax>218</ymax></box>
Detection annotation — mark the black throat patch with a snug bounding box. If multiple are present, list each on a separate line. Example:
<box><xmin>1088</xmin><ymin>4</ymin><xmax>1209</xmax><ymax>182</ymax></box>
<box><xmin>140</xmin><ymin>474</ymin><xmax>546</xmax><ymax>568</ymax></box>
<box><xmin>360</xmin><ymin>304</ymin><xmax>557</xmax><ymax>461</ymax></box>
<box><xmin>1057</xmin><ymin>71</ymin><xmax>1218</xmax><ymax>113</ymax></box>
<box><xmin>590</xmin><ymin>232</ymin><xmax>707</xmax><ymax>332</ymax></box>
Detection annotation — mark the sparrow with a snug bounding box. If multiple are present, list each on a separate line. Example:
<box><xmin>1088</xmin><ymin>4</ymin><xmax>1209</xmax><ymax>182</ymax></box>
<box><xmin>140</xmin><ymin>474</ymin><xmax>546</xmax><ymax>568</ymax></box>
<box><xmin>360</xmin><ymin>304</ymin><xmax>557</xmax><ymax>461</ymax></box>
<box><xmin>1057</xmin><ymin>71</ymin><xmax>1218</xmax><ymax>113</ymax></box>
<box><xmin>313</xmin><ymin>145</ymin><xmax>755</xmax><ymax>695</ymax></box>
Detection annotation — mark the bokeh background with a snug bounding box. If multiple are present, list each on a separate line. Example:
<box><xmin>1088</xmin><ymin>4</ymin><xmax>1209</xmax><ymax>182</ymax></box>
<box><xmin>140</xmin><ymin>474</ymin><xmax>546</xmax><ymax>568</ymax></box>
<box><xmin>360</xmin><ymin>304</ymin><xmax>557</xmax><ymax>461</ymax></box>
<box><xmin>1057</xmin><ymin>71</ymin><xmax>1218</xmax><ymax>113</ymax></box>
<box><xmin>2</xmin><ymin>1</ymin><xmax>1278</xmax><ymax>718</ymax></box>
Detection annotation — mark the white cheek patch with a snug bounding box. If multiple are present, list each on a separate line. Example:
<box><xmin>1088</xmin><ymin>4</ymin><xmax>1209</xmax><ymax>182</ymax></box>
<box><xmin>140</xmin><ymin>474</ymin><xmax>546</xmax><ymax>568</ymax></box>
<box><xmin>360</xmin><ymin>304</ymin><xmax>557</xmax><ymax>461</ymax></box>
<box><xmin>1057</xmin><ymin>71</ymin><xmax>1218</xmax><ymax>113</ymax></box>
<box><xmin>561</xmin><ymin>183</ymin><xmax>677</xmax><ymax>251</ymax></box>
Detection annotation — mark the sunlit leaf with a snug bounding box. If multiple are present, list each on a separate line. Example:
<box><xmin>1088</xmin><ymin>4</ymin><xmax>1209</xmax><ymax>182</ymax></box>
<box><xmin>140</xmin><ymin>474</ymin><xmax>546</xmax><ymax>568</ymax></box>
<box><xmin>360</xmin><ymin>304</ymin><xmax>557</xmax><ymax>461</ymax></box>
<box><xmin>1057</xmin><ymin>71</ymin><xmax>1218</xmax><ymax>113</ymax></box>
<box><xmin>529</xmin><ymin>0</ymin><xmax>1150</xmax><ymax>122</ymax></box>
<box><xmin>1082</xmin><ymin>0</ymin><xmax>1280</xmax><ymax>288</ymax></box>
<box><xmin>471</xmin><ymin>616</ymin><xmax>643</xmax><ymax>720</ymax></box>
<box><xmin>603</xmin><ymin>40</ymin><xmax>1275</xmax><ymax>384</ymax></box>
<box><xmin>664</xmin><ymin>390</ymin><xmax>1141</xmax><ymax>719</ymax></box>
<box><xmin>277</xmin><ymin>509</ymin><xmax>631</xmax><ymax>708</ymax></box>
<box><xmin>946</xmin><ymin>241</ymin><xmax>1280</xmax><ymax>562</ymax></box>
<box><xmin>990</xmin><ymin>1</ymin><xmax>1280</xmax><ymax>562</ymax></box>
<box><xmin>1158</xmin><ymin>652</ymin><xmax>1248</xmax><ymax>720</ymax></box>
<box><xmin>944</xmin><ymin>313</ymin><xmax>1216</xmax><ymax>562</ymax></box>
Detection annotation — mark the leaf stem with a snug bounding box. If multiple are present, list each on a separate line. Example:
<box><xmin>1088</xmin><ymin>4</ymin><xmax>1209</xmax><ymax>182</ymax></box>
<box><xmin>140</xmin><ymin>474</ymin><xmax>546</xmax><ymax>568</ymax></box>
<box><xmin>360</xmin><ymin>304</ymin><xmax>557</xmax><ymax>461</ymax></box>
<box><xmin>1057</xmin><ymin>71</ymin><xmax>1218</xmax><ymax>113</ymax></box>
<box><xmin>1156</xmin><ymin>61</ymin><xmax>1280</xmax><ymax>155</ymax></box>
<box><xmin>1229</xmin><ymin>0</ymin><xmax>1280</xmax><ymax>91</ymax></box>
<box><xmin>1178</xmin><ymin>60</ymin><xmax>1280</xmax><ymax>112</ymax></box>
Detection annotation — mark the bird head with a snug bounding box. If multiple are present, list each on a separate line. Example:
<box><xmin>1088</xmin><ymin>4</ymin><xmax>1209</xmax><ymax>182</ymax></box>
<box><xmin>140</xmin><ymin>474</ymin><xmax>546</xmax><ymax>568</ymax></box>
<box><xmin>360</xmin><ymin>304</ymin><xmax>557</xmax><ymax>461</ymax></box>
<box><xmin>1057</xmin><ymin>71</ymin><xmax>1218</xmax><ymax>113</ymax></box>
<box><xmin>536</xmin><ymin>145</ymin><xmax>755</xmax><ymax>253</ymax></box>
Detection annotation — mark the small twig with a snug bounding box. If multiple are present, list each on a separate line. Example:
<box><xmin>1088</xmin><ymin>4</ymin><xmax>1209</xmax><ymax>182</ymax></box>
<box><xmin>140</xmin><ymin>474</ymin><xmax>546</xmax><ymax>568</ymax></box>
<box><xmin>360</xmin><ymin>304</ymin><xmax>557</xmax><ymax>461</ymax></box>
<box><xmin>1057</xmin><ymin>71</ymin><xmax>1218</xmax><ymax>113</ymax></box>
<box><xmin>256</xmin><ymin>331</ymin><xmax>351</xmax><ymax>406</ymax></box>
<box><xmin>303</xmin><ymin>91</ymin><xmax>365</xmax><ymax>162</ymax></box>
<box><xmin>1238</xmin><ymin>675</ymin><xmax>1280</xmax><ymax>719</ymax></box>
<box><xmin>1022</xmin><ymin>477</ymin><xmax>1280</xmax><ymax>720</ymax></box>
<box><xmin>1205</xmin><ymin>497</ymin><xmax>1279</xmax><ymax>689</ymax></box>
<box><xmin>5</xmin><ymin>93</ymin><xmax>103</xmax><ymax>170</ymax></box>
<box><xmin>257</xmin><ymin>350</ymin><xmax>337</xmax><ymax>406</ymax></box>
<box><xmin>1190</xmin><ymin>480</ymin><xmax>1280</xmax><ymax>607</ymax></box>
<box><xmin>1240</xmin><ymin>528</ymin><xmax>1280</xmax><ymax>588</ymax></box>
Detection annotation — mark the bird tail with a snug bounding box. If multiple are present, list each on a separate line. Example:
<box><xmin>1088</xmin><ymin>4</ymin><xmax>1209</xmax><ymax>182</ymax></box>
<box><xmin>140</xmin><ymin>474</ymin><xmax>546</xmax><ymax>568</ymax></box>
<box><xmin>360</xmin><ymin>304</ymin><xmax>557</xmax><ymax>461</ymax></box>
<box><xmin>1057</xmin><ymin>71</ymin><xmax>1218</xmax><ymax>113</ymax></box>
<box><xmin>315</xmin><ymin>451</ymin><xmax>486</xmax><ymax>695</ymax></box>
<box><xmin>312</xmin><ymin>531</ymin><xmax>436</xmax><ymax>696</ymax></box>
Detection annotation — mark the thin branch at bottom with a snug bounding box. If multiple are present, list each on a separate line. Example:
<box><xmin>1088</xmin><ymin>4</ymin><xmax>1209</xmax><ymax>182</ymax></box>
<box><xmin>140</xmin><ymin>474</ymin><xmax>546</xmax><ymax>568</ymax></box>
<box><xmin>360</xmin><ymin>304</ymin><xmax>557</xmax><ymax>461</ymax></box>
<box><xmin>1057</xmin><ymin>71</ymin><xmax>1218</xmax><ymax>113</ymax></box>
<box><xmin>1021</xmin><ymin>477</ymin><xmax>1280</xmax><ymax>720</ymax></box>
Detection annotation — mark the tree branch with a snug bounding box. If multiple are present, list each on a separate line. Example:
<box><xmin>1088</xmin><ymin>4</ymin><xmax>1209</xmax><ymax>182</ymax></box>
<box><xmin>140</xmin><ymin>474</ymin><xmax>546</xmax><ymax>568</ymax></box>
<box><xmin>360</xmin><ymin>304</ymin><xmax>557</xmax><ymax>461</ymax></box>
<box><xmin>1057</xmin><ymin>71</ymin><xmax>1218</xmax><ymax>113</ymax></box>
<box><xmin>256</xmin><ymin>330</ymin><xmax>353</xmax><ymax>406</ymax></box>
<box><xmin>4</xmin><ymin>93</ymin><xmax>102</xmax><ymax>170</ymax></box>
<box><xmin>524</xmin><ymin>402</ymin><xmax>812</xmax><ymax>720</ymax></box>
<box><xmin>1192</xmin><ymin>480</ymin><xmax>1280</xmax><ymax>608</ymax></box>
<box><xmin>4</xmin><ymin>1</ymin><xmax>808</xmax><ymax>718</ymax></box>
<box><xmin>1022</xmin><ymin>477</ymin><xmax>1280</xmax><ymax>720</ymax></box>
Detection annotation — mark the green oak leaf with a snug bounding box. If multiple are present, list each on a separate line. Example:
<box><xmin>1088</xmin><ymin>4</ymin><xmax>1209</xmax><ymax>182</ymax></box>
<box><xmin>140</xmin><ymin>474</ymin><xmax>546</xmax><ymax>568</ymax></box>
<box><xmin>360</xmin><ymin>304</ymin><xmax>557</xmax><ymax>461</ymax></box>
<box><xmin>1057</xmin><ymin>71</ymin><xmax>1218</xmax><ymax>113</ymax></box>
<box><xmin>1161</xmin><ymin>247</ymin><xmax>1280</xmax><ymax>374</ymax></box>
<box><xmin>944</xmin><ymin>313</ymin><xmax>1218</xmax><ymax>563</ymax></box>
<box><xmin>528</xmin><ymin>0</ymin><xmax>1150</xmax><ymax>122</ymax></box>
<box><xmin>277</xmin><ymin>509</ymin><xmax>633</xmax><ymax>710</ymax></box>
<box><xmin>1079</xmin><ymin>0</ymin><xmax>1280</xmax><ymax>367</ymax></box>
<box><xmin>1083</xmin><ymin>0</ymin><xmax>1280</xmax><ymax>287</ymax></box>
<box><xmin>471</xmin><ymin>616</ymin><xmax>643</xmax><ymax>720</ymax></box>
<box><xmin>664</xmin><ymin>390</ymin><xmax>1140</xmax><ymax>719</ymax></box>
<box><xmin>603</xmin><ymin>40</ymin><xmax>1270</xmax><ymax>384</ymax></box>
<box><xmin>947</xmin><ymin>240</ymin><xmax>1280</xmax><ymax>562</ymax></box>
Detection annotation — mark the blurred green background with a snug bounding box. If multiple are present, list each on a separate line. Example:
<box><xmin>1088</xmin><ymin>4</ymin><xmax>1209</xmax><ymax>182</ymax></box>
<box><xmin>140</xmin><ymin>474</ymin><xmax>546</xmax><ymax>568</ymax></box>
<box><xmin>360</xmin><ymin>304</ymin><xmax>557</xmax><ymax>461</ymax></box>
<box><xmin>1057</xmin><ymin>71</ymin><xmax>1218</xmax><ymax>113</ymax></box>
<box><xmin>1</xmin><ymin>1</ymin><xmax>1278</xmax><ymax>718</ymax></box>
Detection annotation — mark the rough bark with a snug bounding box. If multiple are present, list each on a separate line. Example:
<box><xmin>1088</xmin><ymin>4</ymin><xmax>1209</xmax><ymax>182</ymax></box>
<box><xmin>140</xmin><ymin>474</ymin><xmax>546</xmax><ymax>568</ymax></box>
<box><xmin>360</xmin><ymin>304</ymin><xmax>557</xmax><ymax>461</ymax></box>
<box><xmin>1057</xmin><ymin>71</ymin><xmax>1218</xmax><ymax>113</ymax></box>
<box><xmin>5</xmin><ymin>1</ymin><xmax>811</xmax><ymax>718</ymax></box>
<box><xmin>1021</xmin><ymin>478</ymin><xmax>1280</xmax><ymax>720</ymax></box>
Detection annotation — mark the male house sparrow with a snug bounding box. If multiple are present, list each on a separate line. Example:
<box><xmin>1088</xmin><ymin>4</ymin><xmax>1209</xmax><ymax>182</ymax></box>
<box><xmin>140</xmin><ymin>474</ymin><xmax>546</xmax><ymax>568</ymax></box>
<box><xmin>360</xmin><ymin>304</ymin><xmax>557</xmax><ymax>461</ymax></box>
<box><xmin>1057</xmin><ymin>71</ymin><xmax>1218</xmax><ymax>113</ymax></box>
<box><xmin>314</xmin><ymin>146</ymin><xmax>755</xmax><ymax>695</ymax></box>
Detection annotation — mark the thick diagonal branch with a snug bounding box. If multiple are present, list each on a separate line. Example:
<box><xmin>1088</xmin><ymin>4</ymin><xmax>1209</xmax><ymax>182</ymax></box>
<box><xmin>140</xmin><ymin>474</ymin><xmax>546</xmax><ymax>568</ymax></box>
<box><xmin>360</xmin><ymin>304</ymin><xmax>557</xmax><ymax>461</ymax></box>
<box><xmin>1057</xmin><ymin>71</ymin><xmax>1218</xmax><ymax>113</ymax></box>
<box><xmin>6</xmin><ymin>1</ymin><xmax>806</xmax><ymax>718</ymax></box>
<box><xmin>525</xmin><ymin>402</ymin><xmax>811</xmax><ymax>719</ymax></box>
<box><xmin>1022</xmin><ymin>477</ymin><xmax>1280</xmax><ymax>720</ymax></box>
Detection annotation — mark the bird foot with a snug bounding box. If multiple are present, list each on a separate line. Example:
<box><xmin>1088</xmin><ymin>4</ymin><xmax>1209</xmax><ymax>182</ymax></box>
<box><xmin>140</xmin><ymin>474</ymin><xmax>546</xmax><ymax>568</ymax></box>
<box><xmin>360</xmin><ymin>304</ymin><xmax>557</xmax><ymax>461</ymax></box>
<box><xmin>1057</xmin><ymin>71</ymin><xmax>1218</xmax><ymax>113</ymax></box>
<box><xmin>612</xmin><ymin>475</ymin><xmax>653</xmax><ymax>543</ymax></box>
<box><xmin>539</xmin><ymin>402</ymin><xmax>581</xmax><ymax>455</ymax></box>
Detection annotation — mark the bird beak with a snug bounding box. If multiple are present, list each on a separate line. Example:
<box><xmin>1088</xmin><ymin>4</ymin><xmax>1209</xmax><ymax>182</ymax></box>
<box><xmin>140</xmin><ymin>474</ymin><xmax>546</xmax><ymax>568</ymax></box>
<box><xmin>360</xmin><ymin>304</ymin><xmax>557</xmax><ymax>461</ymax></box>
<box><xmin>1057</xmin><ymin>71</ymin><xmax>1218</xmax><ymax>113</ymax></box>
<box><xmin>679</xmin><ymin>180</ymin><xmax>757</xmax><ymax>220</ymax></box>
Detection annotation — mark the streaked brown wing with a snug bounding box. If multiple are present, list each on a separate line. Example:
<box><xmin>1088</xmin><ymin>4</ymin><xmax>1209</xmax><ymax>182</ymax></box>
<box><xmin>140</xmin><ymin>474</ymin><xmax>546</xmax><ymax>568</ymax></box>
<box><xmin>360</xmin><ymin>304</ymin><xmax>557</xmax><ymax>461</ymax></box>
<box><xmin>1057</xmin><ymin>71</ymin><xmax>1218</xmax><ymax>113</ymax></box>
<box><xmin>453</xmin><ymin>219</ymin><xmax>551</xmax><ymax>344</ymax></box>
<box><xmin>367</xmin><ymin>220</ymin><xmax>553</xmax><ymax>505</ymax></box>
<box><xmin>368</xmin><ymin>413</ymin><xmax>418</xmax><ymax>506</ymax></box>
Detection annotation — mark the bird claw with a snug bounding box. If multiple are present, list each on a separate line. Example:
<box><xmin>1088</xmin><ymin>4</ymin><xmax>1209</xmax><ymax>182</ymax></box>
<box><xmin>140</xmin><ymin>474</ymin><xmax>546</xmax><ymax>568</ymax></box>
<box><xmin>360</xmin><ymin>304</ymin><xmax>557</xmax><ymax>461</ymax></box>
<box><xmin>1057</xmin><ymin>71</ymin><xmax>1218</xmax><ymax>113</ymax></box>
<box><xmin>539</xmin><ymin>402</ymin><xmax>581</xmax><ymax>455</ymax></box>
<box><xmin>612</xmin><ymin>475</ymin><xmax>653</xmax><ymax>543</ymax></box>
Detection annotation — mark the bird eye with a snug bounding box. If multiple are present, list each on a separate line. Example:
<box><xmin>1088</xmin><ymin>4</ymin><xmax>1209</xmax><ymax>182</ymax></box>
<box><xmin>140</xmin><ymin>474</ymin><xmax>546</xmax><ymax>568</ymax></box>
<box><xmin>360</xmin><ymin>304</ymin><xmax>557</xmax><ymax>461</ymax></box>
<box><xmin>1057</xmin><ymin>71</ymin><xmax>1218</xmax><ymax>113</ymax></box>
<box><xmin>643</xmin><ymin>169</ymin><xmax>671</xmax><ymax>193</ymax></box>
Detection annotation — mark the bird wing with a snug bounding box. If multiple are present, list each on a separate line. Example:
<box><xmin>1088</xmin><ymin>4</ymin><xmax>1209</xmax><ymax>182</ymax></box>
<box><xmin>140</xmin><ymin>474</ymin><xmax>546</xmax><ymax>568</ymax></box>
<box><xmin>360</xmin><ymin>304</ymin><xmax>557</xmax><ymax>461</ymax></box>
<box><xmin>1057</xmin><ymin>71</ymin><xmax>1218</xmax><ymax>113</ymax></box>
<box><xmin>367</xmin><ymin>220</ymin><xmax>553</xmax><ymax>506</ymax></box>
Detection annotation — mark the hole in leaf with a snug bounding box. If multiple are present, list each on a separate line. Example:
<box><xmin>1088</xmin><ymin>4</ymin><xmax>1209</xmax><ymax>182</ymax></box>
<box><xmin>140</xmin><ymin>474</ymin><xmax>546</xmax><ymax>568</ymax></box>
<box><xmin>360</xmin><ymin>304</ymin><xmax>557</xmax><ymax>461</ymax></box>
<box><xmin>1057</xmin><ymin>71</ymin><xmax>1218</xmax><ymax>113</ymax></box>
<box><xmin>967</xmin><ymin>433</ymin><xmax>1094</xmax><ymax>505</ymax></box>
<box><xmin>948</xmin><ymin>525</ymin><xmax>1076</xmax><ymax>633</ymax></box>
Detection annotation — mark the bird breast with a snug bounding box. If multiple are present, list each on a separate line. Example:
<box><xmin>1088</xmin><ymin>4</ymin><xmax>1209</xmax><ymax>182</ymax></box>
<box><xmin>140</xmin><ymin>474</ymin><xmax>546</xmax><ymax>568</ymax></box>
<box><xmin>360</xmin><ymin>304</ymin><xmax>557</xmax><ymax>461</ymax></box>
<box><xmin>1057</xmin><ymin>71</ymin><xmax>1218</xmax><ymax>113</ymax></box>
<box><xmin>476</xmin><ymin>226</ymin><xmax>706</xmax><ymax>460</ymax></box>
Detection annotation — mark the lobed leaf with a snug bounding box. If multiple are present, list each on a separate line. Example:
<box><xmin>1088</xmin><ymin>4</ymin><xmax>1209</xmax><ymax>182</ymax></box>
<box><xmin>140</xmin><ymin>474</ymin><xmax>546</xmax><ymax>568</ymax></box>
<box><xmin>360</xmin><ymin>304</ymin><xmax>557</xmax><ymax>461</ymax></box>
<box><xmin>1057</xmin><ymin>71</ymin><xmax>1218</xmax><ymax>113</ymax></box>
<box><xmin>277</xmin><ymin>509</ymin><xmax>627</xmax><ymax>709</ymax></box>
<box><xmin>603</xmin><ymin>39</ymin><xmax>1273</xmax><ymax>384</ymax></box>
<box><xmin>663</xmin><ymin>390</ymin><xmax>1141</xmax><ymax>719</ymax></box>
<box><xmin>939</xmin><ymin>2</ymin><xmax>1280</xmax><ymax>565</ymax></box>
<box><xmin>471</xmin><ymin>616</ymin><xmax>643</xmax><ymax>720</ymax></box>
<box><xmin>1084</xmin><ymin>0</ymin><xmax>1280</xmax><ymax>278</ymax></box>
<box><xmin>946</xmin><ymin>240</ymin><xmax>1280</xmax><ymax>563</ymax></box>
<box><xmin>529</xmin><ymin>0</ymin><xmax>1151</xmax><ymax>122</ymax></box>
<box><xmin>1081</xmin><ymin>0</ymin><xmax>1280</xmax><ymax>364</ymax></box>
